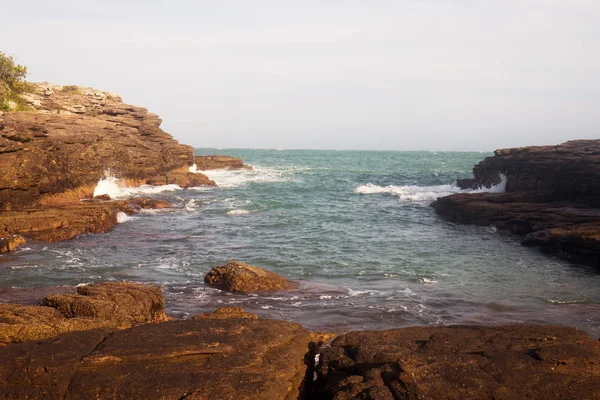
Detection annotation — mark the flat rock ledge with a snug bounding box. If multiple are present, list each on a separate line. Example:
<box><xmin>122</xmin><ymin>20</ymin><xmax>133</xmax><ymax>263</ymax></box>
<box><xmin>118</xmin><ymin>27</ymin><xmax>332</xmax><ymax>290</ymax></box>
<box><xmin>204</xmin><ymin>260</ymin><xmax>298</xmax><ymax>293</ymax></box>
<box><xmin>194</xmin><ymin>155</ymin><xmax>253</xmax><ymax>170</ymax></box>
<box><xmin>0</xmin><ymin>281</ymin><xmax>166</xmax><ymax>345</ymax></box>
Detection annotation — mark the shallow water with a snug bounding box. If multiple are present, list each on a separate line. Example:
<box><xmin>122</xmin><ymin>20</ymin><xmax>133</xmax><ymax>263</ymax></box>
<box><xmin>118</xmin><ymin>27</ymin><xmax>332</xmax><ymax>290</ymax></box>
<box><xmin>1</xmin><ymin>149</ymin><xmax>599</xmax><ymax>336</ymax></box>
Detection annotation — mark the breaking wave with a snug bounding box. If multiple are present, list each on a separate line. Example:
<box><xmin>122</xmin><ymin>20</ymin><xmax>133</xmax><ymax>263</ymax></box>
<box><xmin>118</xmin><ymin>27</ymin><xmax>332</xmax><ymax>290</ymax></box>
<box><xmin>93</xmin><ymin>175</ymin><xmax>181</xmax><ymax>199</ymax></box>
<box><xmin>189</xmin><ymin>165</ymin><xmax>303</xmax><ymax>188</ymax></box>
<box><xmin>354</xmin><ymin>174</ymin><xmax>507</xmax><ymax>202</ymax></box>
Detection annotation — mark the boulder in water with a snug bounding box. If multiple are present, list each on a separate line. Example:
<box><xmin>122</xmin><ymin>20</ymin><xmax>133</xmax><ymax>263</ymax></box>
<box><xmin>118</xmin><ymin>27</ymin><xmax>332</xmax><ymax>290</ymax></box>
<box><xmin>204</xmin><ymin>260</ymin><xmax>297</xmax><ymax>293</ymax></box>
<box><xmin>0</xmin><ymin>235</ymin><xmax>26</xmax><ymax>253</ymax></box>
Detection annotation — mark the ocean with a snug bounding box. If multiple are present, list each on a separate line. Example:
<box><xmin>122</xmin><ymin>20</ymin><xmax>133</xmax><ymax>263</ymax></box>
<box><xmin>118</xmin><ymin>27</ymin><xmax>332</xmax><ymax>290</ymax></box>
<box><xmin>1</xmin><ymin>149</ymin><xmax>599</xmax><ymax>336</ymax></box>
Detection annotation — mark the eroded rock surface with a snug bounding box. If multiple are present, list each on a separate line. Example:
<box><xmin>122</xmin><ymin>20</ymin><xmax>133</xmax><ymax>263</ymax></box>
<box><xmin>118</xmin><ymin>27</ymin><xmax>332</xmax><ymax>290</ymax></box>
<box><xmin>0</xmin><ymin>235</ymin><xmax>25</xmax><ymax>253</ymax></box>
<box><xmin>0</xmin><ymin>281</ymin><xmax>166</xmax><ymax>345</ymax></box>
<box><xmin>315</xmin><ymin>324</ymin><xmax>600</xmax><ymax>400</ymax></box>
<box><xmin>194</xmin><ymin>155</ymin><xmax>253</xmax><ymax>170</ymax></box>
<box><xmin>433</xmin><ymin>140</ymin><xmax>600</xmax><ymax>264</ymax></box>
<box><xmin>0</xmin><ymin>318</ymin><xmax>313</xmax><ymax>400</ymax></box>
<box><xmin>204</xmin><ymin>260</ymin><xmax>298</xmax><ymax>293</ymax></box>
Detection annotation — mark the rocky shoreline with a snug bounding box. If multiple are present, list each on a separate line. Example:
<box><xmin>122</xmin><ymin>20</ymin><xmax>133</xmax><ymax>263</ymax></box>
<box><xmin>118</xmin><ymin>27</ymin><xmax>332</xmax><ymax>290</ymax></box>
<box><xmin>432</xmin><ymin>140</ymin><xmax>600</xmax><ymax>266</ymax></box>
<box><xmin>2</xmin><ymin>85</ymin><xmax>599</xmax><ymax>399</ymax></box>
<box><xmin>1</xmin><ymin>276</ymin><xmax>599</xmax><ymax>399</ymax></box>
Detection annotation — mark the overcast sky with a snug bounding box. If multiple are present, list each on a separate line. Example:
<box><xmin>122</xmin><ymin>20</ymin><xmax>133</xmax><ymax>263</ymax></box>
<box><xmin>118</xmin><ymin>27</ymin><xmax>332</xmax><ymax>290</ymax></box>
<box><xmin>2</xmin><ymin>1</ymin><xmax>599</xmax><ymax>150</ymax></box>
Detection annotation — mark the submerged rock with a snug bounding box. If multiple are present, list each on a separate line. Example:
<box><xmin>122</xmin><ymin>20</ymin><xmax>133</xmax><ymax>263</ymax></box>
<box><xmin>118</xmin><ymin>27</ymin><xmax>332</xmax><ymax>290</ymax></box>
<box><xmin>204</xmin><ymin>260</ymin><xmax>298</xmax><ymax>293</ymax></box>
<box><xmin>194</xmin><ymin>155</ymin><xmax>253</xmax><ymax>170</ymax></box>
<box><xmin>0</xmin><ymin>281</ymin><xmax>167</xmax><ymax>345</ymax></box>
<box><xmin>314</xmin><ymin>324</ymin><xmax>600</xmax><ymax>400</ymax></box>
<box><xmin>0</xmin><ymin>318</ymin><xmax>313</xmax><ymax>400</ymax></box>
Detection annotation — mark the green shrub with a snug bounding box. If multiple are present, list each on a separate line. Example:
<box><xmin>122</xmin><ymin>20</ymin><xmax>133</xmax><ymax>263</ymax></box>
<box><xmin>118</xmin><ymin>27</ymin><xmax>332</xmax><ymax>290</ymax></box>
<box><xmin>0</xmin><ymin>52</ymin><xmax>32</xmax><ymax>111</ymax></box>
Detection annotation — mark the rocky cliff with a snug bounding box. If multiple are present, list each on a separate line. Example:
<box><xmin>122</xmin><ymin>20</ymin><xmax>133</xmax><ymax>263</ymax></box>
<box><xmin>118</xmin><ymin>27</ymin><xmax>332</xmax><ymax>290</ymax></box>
<box><xmin>0</xmin><ymin>83</ymin><xmax>196</xmax><ymax>210</ymax></box>
<box><xmin>433</xmin><ymin>140</ymin><xmax>600</xmax><ymax>265</ymax></box>
<box><xmin>0</xmin><ymin>83</ymin><xmax>214</xmax><ymax>244</ymax></box>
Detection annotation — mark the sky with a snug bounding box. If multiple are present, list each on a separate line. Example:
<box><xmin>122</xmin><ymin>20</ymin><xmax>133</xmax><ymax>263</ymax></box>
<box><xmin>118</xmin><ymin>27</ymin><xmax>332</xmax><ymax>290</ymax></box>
<box><xmin>1</xmin><ymin>0</ymin><xmax>599</xmax><ymax>151</ymax></box>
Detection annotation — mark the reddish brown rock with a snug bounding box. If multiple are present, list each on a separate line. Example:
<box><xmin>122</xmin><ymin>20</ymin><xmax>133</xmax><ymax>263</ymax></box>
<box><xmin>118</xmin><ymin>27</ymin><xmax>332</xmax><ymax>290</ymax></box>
<box><xmin>433</xmin><ymin>140</ymin><xmax>600</xmax><ymax>265</ymax></box>
<box><xmin>0</xmin><ymin>234</ymin><xmax>25</xmax><ymax>253</ymax></box>
<box><xmin>146</xmin><ymin>171</ymin><xmax>216</xmax><ymax>188</ymax></box>
<box><xmin>192</xmin><ymin>306</ymin><xmax>259</xmax><ymax>320</ymax></box>
<box><xmin>0</xmin><ymin>318</ymin><xmax>313</xmax><ymax>400</ymax></box>
<box><xmin>315</xmin><ymin>324</ymin><xmax>600</xmax><ymax>400</ymax></box>
<box><xmin>204</xmin><ymin>260</ymin><xmax>298</xmax><ymax>293</ymax></box>
<box><xmin>194</xmin><ymin>155</ymin><xmax>253</xmax><ymax>170</ymax></box>
<box><xmin>0</xmin><ymin>282</ymin><xmax>166</xmax><ymax>346</ymax></box>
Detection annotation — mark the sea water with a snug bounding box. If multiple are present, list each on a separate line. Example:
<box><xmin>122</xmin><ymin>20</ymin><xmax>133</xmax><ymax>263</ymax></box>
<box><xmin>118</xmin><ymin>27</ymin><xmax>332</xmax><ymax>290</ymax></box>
<box><xmin>1</xmin><ymin>149</ymin><xmax>598</xmax><ymax>336</ymax></box>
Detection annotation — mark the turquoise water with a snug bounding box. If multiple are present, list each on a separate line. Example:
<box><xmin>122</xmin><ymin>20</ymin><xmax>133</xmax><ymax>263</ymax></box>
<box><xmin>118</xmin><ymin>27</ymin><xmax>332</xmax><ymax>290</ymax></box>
<box><xmin>1</xmin><ymin>149</ymin><xmax>599</xmax><ymax>335</ymax></box>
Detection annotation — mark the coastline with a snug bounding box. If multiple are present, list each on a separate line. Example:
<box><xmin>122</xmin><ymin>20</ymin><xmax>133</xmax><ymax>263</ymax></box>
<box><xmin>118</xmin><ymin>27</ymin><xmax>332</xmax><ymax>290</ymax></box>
<box><xmin>1</xmin><ymin>84</ymin><xmax>599</xmax><ymax>398</ymax></box>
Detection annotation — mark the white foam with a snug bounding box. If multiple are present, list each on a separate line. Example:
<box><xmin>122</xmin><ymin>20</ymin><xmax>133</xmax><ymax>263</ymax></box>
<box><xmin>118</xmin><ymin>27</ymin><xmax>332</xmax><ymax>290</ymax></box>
<box><xmin>190</xmin><ymin>165</ymin><xmax>302</xmax><ymax>188</ymax></box>
<box><xmin>420</xmin><ymin>278</ymin><xmax>437</xmax><ymax>284</ymax></box>
<box><xmin>93</xmin><ymin>173</ymin><xmax>181</xmax><ymax>199</ymax></box>
<box><xmin>226</xmin><ymin>209</ymin><xmax>250</xmax><ymax>216</ymax></box>
<box><xmin>354</xmin><ymin>174</ymin><xmax>507</xmax><ymax>202</ymax></box>
<box><xmin>116</xmin><ymin>212</ymin><xmax>133</xmax><ymax>223</ymax></box>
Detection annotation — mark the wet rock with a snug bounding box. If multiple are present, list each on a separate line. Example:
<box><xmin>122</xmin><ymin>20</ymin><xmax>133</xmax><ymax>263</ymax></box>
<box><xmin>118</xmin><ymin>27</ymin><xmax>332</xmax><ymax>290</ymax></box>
<box><xmin>194</xmin><ymin>155</ymin><xmax>253</xmax><ymax>170</ymax></box>
<box><xmin>146</xmin><ymin>171</ymin><xmax>216</xmax><ymax>188</ymax></box>
<box><xmin>0</xmin><ymin>82</ymin><xmax>195</xmax><ymax>211</ymax></box>
<box><xmin>0</xmin><ymin>235</ymin><xmax>26</xmax><ymax>253</ymax></box>
<box><xmin>204</xmin><ymin>260</ymin><xmax>298</xmax><ymax>293</ymax></box>
<box><xmin>315</xmin><ymin>324</ymin><xmax>600</xmax><ymax>400</ymax></box>
<box><xmin>0</xmin><ymin>282</ymin><xmax>166</xmax><ymax>345</ymax></box>
<box><xmin>192</xmin><ymin>306</ymin><xmax>259</xmax><ymax>320</ymax></box>
<box><xmin>434</xmin><ymin>140</ymin><xmax>600</xmax><ymax>265</ymax></box>
<box><xmin>0</xmin><ymin>318</ymin><xmax>313</xmax><ymax>400</ymax></box>
<box><xmin>92</xmin><ymin>194</ymin><xmax>111</xmax><ymax>201</ymax></box>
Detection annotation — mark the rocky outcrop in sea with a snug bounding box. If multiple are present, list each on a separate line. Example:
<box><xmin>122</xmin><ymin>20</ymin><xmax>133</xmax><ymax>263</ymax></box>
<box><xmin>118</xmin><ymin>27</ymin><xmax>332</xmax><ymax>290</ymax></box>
<box><xmin>0</xmin><ymin>83</ymin><xmax>215</xmax><ymax>245</ymax></box>
<box><xmin>432</xmin><ymin>140</ymin><xmax>600</xmax><ymax>265</ymax></box>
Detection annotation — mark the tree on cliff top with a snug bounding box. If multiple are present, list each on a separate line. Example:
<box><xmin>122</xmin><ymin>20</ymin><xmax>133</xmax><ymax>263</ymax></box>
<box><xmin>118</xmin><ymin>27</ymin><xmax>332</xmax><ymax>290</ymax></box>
<box><xmin>0</xmin><ymin>52</ymin><xmax>31</xmax><ymax>111</ymax></box>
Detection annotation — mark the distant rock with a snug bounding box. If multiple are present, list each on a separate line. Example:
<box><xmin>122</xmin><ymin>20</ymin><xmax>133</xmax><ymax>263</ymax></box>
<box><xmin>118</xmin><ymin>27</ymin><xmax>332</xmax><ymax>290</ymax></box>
<box><xmin>194</xmin><ymin>155</ymin><xmax>253</xmax><ymax>170</ymax></box>
<box><xmin>0</xmin><ymin>235</ymin><xmax>26</xmax><ymax>253</ymax></box>
<box><xmin>314</xmin><ymin>324</ymin><xmax>600</xmax><ymax>400</ymax></box>
<box><xmin>0</xmin><ymin>281</ymin><xmax>166</xmax><ymax>345</ymax></box>
<box><xmin>146</xmin><ymin>171</ymin><xmax>216</xmax><ymax>188</ymax></box>
<box><xmin>433</xmin><ymin>140</ymin><xmax>600</xmax><ymax>265</ymax></box>
<box><xmin>204</xmin><ymin>260</ymin><xmax>298</xmax><ymax>293</ymax></box>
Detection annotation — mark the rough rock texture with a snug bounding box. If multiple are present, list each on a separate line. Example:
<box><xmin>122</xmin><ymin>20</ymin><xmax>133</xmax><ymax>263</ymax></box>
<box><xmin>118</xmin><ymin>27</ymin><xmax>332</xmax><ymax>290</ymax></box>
<box><xmin>0</xmin><ymin>235</ymin><xmax>25</xmax><ymax>252</ymax></box>
<box><xmin>0</xmin><ymin>282</ymin><xmax>166</xmax><ymax>345</ymax></box>
<box><xmin>0</xmin><ymin>83</ymin><xmax>197</xmax><ymax>210</ymax></box>
<box><xmin>204</xmin><ymin>260</ymin><xmax>298</xmax><ymax>293</ymax></box>
<box><xmin>192</xmin><ymin>306</ymin><xmax>259</xmax><ymax>320</ymax></box>
<box><xmin>194</xmin><ymin>155</ymin><xmax>253</xmax><ymax>170</ymax></box>
<box><xmin>146</xmin><ymin>171</ymin><xmax>216</xmax><ymax>188</ymax></box>
<box><xmin>315</xmin><ymin>324</ymin><xmax>600</xmax><ymax>400</ymax></box>
<box><xmin>433</xmin><ymin>140</ymin><xmax>600</xmax><ymax>265</ymax></box>
<box><xmin>0</xmin><ymin>197</ymin><xmax>174</xmax><ymax>242</ymax></box>
<box><xmin>0</xmin><ymin>318</ymin><xmax>313</xmax><ymax>400</ymax></box>
<box><xmin>459</xmin><ymin>140</ymin><xmax>600</xmax><ymax>203</ymax></box>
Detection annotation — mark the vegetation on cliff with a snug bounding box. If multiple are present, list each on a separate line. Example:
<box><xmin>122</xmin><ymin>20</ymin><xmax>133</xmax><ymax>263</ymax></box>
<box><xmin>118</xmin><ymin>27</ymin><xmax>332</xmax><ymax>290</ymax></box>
<box><xmin>0</xmin><ymin>52</ymin><xmax>31</xmax><ymax>111</ymax></box>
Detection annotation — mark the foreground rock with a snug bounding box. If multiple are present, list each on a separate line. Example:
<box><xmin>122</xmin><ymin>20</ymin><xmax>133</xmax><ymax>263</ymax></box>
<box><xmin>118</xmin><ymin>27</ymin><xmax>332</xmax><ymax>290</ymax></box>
<box><xmin>315</xmin><ymin>324</ymin><xmax>600</xmax><ymax>400</ymax></box>
<box><xmin>0</xmin><ymin>317</ymin><xmax>313</xmax><ymax>400</ymax></box>
<box><xmin>194</xmin><ymin>155</ymin><xmax>253</xmax><ymax>170</ymax></box>
<box><xmin>204</xmin><ymin>260</ymin><xmax>298</xmax><ymax>293</ymax></box>
<box><xmin>433</xmin><ymin>140</ymin><xmax>600</xmax><ymax>265</ymax></box>
<box><xmin>0</xmin><ymin>282</ymin><xmax>166</xmax><ymax>345</ymax></box>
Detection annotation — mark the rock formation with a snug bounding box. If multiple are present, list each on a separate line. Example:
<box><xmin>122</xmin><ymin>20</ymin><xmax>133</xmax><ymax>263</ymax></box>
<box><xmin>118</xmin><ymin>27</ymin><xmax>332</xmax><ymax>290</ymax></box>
<box><xmin>0</xmin><ymin>281</ymin><xmax>166</xmax><ymax>345</ymax></box>
<box><xmin>194</xmin><ymin>155</ymin><xmax>253</xmax><ymax>170</ymax></box>
<box><xmin>0</xmin><ymin>83</ymin><xmax>216</xmax><ymax>245</ymax></box>
<box><xmin>204</xmin><ymin>260</ymin><xmax>298</xmax><ymax>293</ymax></box>
<box><xmin>432</xmin><ymin>140</ymin><xmax>600</xmax><ymax>265</ymax></box>
<box><xmin>0</xmin><ymin>317</ymin><xmax>313</xmax><ymax>400</ymax></box>
<box><xmin>0</xmin><ymin>235</ymin><xmax>25</xmax><ymax>253</ymax></box>
<box><xmin>314</xmin><ymin>324</ymin><xmax>600</xmax><ymax>400</ymax></box>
